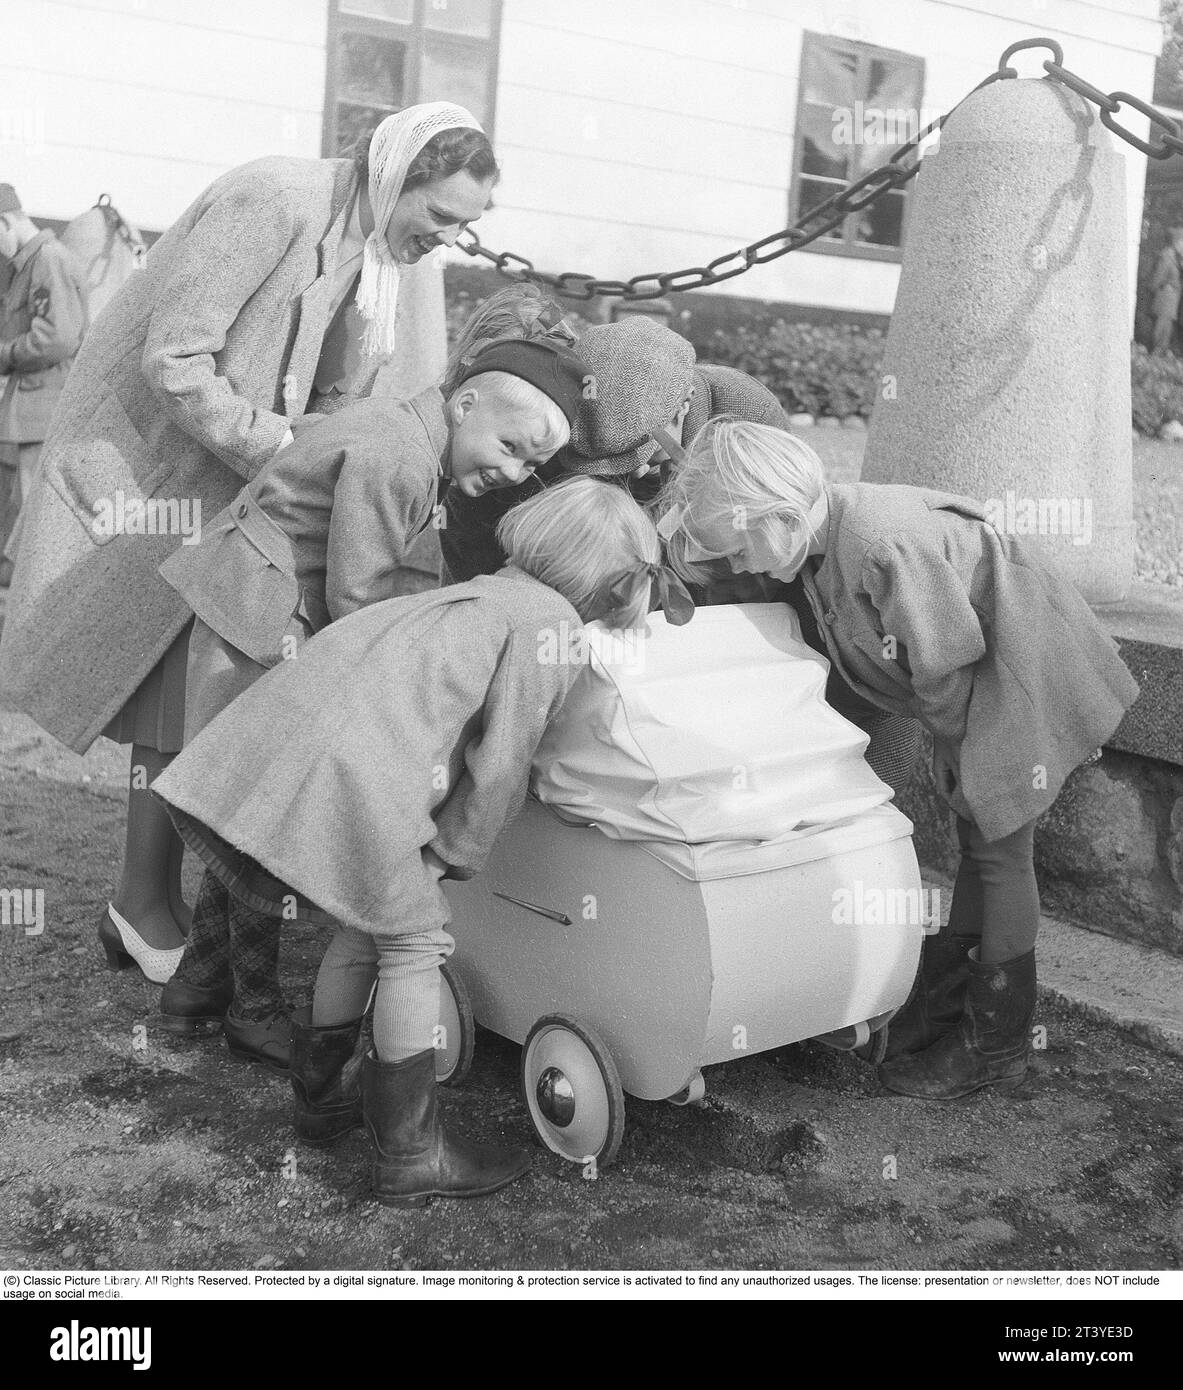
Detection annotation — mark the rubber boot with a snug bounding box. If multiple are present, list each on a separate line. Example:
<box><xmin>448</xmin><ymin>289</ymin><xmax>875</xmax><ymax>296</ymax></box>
<box><xmin>878</xmin><ymin>949</ymin><xmax>1036</xmax><ymax>1100</ymax></box>
<box><xmin>291</xmin><ymin>1005</ymin><xmax>363</xmax><ymax>1146</ymax></box>
<box><xmin>363</xmin><ymin>1049</ymin><xmax>531</xmax><ymax>1208</ymax></box>
<box><xmin>877</xmin><ymin>930</ymin><xmax>980</xmax><ymax>1061</ymax></box>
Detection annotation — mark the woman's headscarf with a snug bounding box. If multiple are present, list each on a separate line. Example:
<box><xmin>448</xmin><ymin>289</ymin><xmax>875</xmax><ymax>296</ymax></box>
<box><xmin>356</xmin><ymin>101</ymin><xmax>484</xmax><ymax>359</ymax></box>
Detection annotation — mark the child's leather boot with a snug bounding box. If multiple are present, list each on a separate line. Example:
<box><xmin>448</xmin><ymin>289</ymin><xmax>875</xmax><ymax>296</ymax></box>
<box><xmin>878</xmin><ymin>949</ymin><xmax>1036</xmax><ymax>1099</ymax></box>
<box><xmin>876</xmin><ymin>929</ymin><xmax>980</xmax><ymax>1061</ymax></box>
<box><xmin>362</xmin><ymin>1048</ymin><xmax>531</xmax><ymax>1207</ymax></box>
<box><xmin>291</xmin><ymin>1006</ymin><xmax>364</xmax><ymax>1145</ymax></box>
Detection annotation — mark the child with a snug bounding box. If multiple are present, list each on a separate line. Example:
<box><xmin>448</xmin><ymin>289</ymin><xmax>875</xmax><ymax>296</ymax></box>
<box><xmin>658</xmin><ymin>420</ymin><xmax>1139</xmax><ymax>1100</ymax></box>
<box><xmin>153</xmin><ymin>337</ymin><xmax>589</xmax><ymax>1070</ymax></box>
<box><xmin>152</xmin><ymin>478</ymin><xmax>682</xmax><ymax>1206</ymax></box>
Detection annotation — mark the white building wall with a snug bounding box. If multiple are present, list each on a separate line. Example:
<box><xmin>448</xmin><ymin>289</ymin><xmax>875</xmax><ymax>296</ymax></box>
<box><xmin>1</xmin><ymin>0</ymin><xmax>326</xmax><ymax>228</ymax></box>
<box><xmin>0</xmin><ymin>0</ymin><xmax>1166</xmax><ymax>318</ymax></box>
<box><xmin>482</xmin><ymin>0</ymin><xmax>1163</xmax><ymax>315</ymax></box>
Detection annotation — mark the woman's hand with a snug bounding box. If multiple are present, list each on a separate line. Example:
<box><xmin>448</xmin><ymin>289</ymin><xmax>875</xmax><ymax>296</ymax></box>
<box><xmin>422</xmin><ymin>846</ymin><xmax>450</xmax><ymax>879</ymax></box>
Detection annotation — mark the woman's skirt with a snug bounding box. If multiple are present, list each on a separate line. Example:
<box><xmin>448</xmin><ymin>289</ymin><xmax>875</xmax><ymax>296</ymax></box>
<box><xmin>101</xmin><ymin>620</ymin><xmax>193</xmax><ymax>753</ymax></box>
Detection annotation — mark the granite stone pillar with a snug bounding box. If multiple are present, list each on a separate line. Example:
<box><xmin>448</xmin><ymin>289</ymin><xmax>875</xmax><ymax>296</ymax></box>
<box><xmin>863</xmin><ymin>77</ymin><xmax>1133</xmax><ymax>602</ymax></box>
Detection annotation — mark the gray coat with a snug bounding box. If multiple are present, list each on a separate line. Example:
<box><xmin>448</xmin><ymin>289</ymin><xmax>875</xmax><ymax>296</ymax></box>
<box><xmin>799</xmin><ymin>483</ymin><xmax>1140</xmax><ymax>840</ymax></box>
<box><xmin>0</xmin><ymin>155</ymin><xmax>360</xmax><ymax>752</ymax></box>
<box><xmin>0</xmin><ymin>229</ymin><xmax>89</xmax><ymax>443</ymax></box>
<box><xmin>153</xmin><ymin>569</ymin><xmax>582</xmax><ymax>936</ymax></box>
<box><xmin>160</xmin><ymin>390</ymin><xmax>448</xmax><ymax>666</ymax></box>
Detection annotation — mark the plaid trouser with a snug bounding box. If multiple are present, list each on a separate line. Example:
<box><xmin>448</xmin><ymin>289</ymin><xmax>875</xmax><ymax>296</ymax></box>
<box><xmin>173</xmin><ymin>869</ymin><xmax>285</xmax><ymax>1020</ymax></box>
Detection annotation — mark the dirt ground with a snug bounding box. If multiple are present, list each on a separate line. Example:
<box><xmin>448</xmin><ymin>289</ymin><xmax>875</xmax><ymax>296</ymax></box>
<box><xmin>2</xmin><ymin>734</ymin><xmax>1182</xmax><ymax>1273</ymax></box>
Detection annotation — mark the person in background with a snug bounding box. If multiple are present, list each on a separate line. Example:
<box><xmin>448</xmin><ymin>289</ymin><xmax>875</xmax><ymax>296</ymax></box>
<box><xmin>0</xmin><ymin>183</ymin><xmax>88</xmax><ymax>586</ymax></box>
<box><xmin>1150</xmin><ymin>222</ymin><xmax>1183</xmax><ymax>356</ymax></box>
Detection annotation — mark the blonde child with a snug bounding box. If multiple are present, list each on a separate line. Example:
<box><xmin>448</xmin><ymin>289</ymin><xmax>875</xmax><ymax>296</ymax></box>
<box><xmin>658</xmin><ymin>420</ymin><xmax>1138</xmax><ymax>1100</ymax></box>
<box><xmin>153</xmin><ymin>338</ymin><xmax>588</xmax><ymax>1070</ymax></box>
<box><xmin>153</xmin><ymin>478</ymin><xmax>686</xmax><ymax>1206</ymax></box>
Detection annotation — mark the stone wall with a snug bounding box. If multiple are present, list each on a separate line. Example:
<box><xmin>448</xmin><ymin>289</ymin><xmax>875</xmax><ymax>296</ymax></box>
<box><xmin>900</xmin><ymin>733</ymin><xmax>1183</xmax><ymax>959</ymax></box>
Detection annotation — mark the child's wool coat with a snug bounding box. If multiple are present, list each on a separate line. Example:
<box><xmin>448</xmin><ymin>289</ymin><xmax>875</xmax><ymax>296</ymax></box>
<box><xmin>798</xmin><ymin>482</ymin><xmax>1139</xmax><ymax>840</ymax></box>
<box><xmin>152</xmin><ymin>568</ymin><xmax>582</xmax><ymax>936</ymax></box>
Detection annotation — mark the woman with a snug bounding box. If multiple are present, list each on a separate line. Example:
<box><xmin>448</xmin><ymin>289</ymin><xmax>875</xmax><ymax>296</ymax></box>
<box><xmin>0</xmin><ymin>102</ymin><xmax>498</xmax><ymax>980</ymax></box>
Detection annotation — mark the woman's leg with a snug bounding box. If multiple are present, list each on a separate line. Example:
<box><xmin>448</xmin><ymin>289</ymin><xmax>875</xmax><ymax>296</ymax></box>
<box><xmin>111</xmin><ymin>745</ymin><xmax>186</xmax><ymax>950</ymax></box>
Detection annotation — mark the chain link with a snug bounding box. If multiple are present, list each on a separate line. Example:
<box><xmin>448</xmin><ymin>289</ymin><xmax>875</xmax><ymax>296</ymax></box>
<box><xmin>458</xmin><ymin>36</ymin><xmax>1183</xmax><ymax>300</ymax></box>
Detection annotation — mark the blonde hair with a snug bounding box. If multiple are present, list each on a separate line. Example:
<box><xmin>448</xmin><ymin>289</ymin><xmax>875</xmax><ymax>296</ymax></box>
<box><xmin>449</xmin><ymin>370</ymin><xmax>571</xmax><ymax>455</ymax></box>
<box><xmin>444</xmin><ymin>283</ymin><xmax>577</xmax><ymax>395</ymax></box>
<box><xmin>497</xmin><ymin>477</ymin><xmax>661</xmax><ymax>626</ymax></box>
<box><xmin>656</xmin><ymin>418</ymin><xmax>826</xmax><ymax>582</ymax></box>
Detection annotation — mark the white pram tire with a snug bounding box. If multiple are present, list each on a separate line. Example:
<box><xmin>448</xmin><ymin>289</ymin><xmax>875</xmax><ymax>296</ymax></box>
<box><xmin>521</xmin><ymin>1014</ymin><xmax>626</xmax><ymax>1169</ymax></box>
<box><xmin>435</xmin><ymin>961</ymin><xmax>475</xmax><ymax>1086</ymax></box>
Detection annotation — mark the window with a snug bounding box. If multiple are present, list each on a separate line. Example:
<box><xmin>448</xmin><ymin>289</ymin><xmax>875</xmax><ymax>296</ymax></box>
<box><xmin>791</xmin><ymin>33</ymin><xmax>925</xmax><ymax>260</ymax></box>
<box><xmin>323</xmin><ymin>0</ymin><xmax>502</xmax><ymax>156</ymax></box>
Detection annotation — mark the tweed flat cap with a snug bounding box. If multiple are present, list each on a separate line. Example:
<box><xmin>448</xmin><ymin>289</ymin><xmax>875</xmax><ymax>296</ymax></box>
<box><xmin>0</xmin><ymin>184</ymin><xmax>21</xmax><ymax>215</ymax></box>
<box><xmin>564</xmin><ymin>319</ymin><xmax>696</xmax><ymax>476</ymax></box>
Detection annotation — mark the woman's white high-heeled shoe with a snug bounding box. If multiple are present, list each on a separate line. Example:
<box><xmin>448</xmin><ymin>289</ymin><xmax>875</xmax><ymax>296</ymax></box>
<box><xmin>97</xmin><ymin>904</ymin><xmax>185</xmax><ymax>984</ymax></box>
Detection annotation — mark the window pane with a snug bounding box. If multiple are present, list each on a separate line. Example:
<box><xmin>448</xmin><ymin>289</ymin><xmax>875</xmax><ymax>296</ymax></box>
<box><xmin>338</xmin><ymin>31</ymin><xmax>407</xmax><ymax>107</ymax></box>
<box><xmin>340</xmin><ymin>0</ymin><xmax>414</xmax><ymax>20</ymax></box>
<box><xmin>796</xmin><ymin>177</ymin><xmax>843</xmax><ymax>240</ymax></box>
<box><xmin>335</xmin><ymin>102</ymin><xmax>399</xmax><ymax>156</ymax></box>
<box><xmin>855</xmin><ymin>189</ymin><xmax>905</xmax><ymax>247</ymax></box>
<box><xmin>802</xmin><ymin>41</ymin><xmax>857</xmax><ymax>108</ymax></box>
<box><xmin>800</xmin><ymin>101</ymin><xmax>848</xmax><ymax>180</ymax></box>
<box><xmin>420</xmin><ymin>40</ymin><xmax>491</xmax><ymax>125</ymax></box>
<box><xmin>423</xmin><ymin>0</ymin><xmax>493</xmax><ymax>37</ymax></box>
<box><xmin>867</xmin><ymin>57</ymin><xmax>920</xmax><ymax>113</ymax></box>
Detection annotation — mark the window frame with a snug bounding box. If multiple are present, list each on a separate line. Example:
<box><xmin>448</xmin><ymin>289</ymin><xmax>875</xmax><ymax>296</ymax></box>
<box><xmin>322</xmin><ymin>0</ymin><xmax>503</xmax><ymax>157</ymax></box>
<box><xmin>790</xmin><ymin>31</ymin><xmax>925</xmax><ymax>263</ymax></box>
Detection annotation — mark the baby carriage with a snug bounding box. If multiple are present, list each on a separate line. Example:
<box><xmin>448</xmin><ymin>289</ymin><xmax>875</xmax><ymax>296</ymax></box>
<box><xmin>440</xmin><ymin>603</ymin><xmax>923</xmax><ymax>1168</ymax></box>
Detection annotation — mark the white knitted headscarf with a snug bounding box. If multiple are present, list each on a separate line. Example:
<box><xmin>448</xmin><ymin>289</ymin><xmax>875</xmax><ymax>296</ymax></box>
<box><xmin>357</xmin><ymin>101</ymin><xmax>485</xmax><ymax>360</ymax></box>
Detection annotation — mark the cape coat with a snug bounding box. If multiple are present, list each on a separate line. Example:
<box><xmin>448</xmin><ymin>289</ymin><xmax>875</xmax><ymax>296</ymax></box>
<box><xmin>797</xmin><ymin>483</ymin><xmax>1140</xmax><ymax>841</ymax></box>
<box><xmin>0</xmin><ymin>155</ymin><xmax>361</xmax><ymax>752</ymax></box>
<box><xmin>152</xmin><ymin>568</ymin><xmax>582</xmax><ymax>936</ymax></box>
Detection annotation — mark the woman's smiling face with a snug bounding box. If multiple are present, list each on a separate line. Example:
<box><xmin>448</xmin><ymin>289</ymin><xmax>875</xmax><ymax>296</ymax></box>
<box><xmin>384</xmin><ymin>170</ymin><xmax>494</xmax><ymax>264</ymax></box>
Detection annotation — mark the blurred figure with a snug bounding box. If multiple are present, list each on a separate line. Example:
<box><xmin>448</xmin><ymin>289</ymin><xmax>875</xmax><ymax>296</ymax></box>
<box><xmin>1150</xmin><ymin>222</ymin><xmax>1183</xmax><ymax>355</ymax></box>
<box><xmin>0</xmin><ymin>184</ymin><xmax>88</xmax><ymax>584</ymax></box>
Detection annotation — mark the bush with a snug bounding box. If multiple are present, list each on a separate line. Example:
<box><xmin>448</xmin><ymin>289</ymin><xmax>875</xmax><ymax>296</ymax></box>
<box><xmin>1130</xmin><ymin>342</ymin><xmax>1183</xmax><ymax>436</ymax></box>
<box><xmin>700</xmin><ymin>319</ymin><xmax>886</xmax><ymax>419</ymax></box>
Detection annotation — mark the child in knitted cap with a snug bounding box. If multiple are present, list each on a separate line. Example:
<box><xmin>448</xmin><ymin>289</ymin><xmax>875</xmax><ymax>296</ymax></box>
<box><xmin>153</xmin><ymin>477</ymin><xmax>667</xmax><ymax>1207</ymax></box>
<box><xmin>155</xmin><ymin>337</ymin><xmax>589</xmax><ymax>1071</ymax></box>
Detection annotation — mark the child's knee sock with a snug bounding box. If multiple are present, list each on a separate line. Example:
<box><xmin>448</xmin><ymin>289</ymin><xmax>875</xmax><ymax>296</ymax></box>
<box><xmin>313</xmin><ymin>925</ymin><xmax>379</xmax><ymax>1027</ymax></box>
<box><xmin>172</xmin><ymin>870</ymin><xmax>231</xmax><ymax>988</ymax></box>
<box><xmin>227</xmin><ymin>899</ymin><xmax>285</xmax><ymax>1021</ymax></box>
<box><xmin>371</xmin><ymin>927</ymin><xmax>455</xmax><ymax>1062</ymax></box>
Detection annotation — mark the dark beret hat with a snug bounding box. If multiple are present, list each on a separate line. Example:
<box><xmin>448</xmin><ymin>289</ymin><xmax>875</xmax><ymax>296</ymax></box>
<box><xmin>457</xmin><ymin>337</ymin><xmax>589</xmax><ymax>425</ymax></box>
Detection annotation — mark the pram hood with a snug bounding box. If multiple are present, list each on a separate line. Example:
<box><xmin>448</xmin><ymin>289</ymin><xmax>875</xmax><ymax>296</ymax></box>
<box><xmin>532</xmin><ymin>602</ymin><xmax>904</xmax><ymax>862</ymax></box>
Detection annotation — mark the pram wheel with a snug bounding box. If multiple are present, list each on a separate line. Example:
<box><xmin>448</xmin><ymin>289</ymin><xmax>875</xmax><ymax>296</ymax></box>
<box><xmin>435</xmin><ymin>961</ymin><xmax>475</xmax><ymax>1086</ymax></box>
<box><xmin>521</xmin><ymin>1014</ymin><xmax>626</xmax><ymax>1169</ymax></box>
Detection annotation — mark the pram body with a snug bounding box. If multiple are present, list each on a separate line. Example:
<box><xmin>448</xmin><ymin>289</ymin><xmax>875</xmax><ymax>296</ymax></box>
<box><xmin>441</xmin><ymin>604</ymin><xmax>923</xmax><ymax>1166</ymax></box>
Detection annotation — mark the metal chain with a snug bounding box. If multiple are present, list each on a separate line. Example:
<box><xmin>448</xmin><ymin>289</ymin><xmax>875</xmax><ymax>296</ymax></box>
<box><xmin>457</xmin><ymin>35</ymin><xmax>1183</xmax><ymax>301</ymax></box>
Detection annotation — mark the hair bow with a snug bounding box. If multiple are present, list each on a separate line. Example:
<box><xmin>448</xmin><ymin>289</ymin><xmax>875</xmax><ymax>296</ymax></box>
<box><xmin>589</xmin><ymin>561</ymin><xmax>695</xmax><ymax>630</ymax></box>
